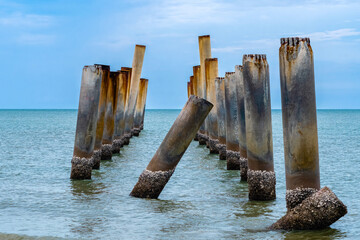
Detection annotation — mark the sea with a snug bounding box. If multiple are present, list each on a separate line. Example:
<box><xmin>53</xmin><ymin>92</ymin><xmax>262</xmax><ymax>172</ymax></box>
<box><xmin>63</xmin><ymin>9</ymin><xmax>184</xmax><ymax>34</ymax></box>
<box><xmin>0</xmin><ymin>109</ymin><xmax>359</xmax><ymax>239</ymax></box>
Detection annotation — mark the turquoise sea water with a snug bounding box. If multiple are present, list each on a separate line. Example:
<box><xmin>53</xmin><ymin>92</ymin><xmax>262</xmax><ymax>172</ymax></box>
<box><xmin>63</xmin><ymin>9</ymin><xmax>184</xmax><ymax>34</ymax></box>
<box><xmin>0</xmin><ymin>109</ymin><xmax>359</xmax><ymax>239</ymax></box>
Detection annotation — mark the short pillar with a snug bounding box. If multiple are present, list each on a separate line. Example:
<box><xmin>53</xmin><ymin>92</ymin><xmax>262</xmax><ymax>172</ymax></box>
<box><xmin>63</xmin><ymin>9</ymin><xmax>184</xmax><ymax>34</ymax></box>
<box><xmin>193</xmin><ymin>65</ymin><xmax>201</xmax><ymax>141</ymax></box>
<box><xmin>215</xmin><ymin>77</ymin><xmax>226</xmax><ymax>160</ymax></box>
<box><xmin>140</xmin><ymin>79</ymin><xmax>149</xmax><ymax>130</ymax></box>
<box><xmin>205</xmin><ymin>58</ymin><xmax>219</xmax><ymax>153</ymax></box>
<box><xmin>235</xmin><ymin>65</ymin><xmax>248</xmax><ymax>181</ymax></box>
<box><xmin>243</xmin><ymin>54</ymin><xmax>275</xmax><ymax>201</ymax></box>
<box><xmin>92</xmin><ymin>64</ymin><xmax>110</xmax><ymax>169</ymax></box>
<box><xmin>187</xmin><ymin>81</ymin><xmax>191</xmax><ymax>98</ymax></box>
<box><xmin>133</xmin><ymin>78</ymin><xmax>148</xmax><ymax>136</ymax></box>
<box><xmin>279</xmin><ymin>37</ymin><xmax>321</xmax><ymax>209</ymax></box>
<box><xmin>224</xmin><ymin>72</ymin><xmax>241</xmax><ymax>170</ymax></box>
<box><xmin>130</xmin><ymin>96</ymin><xmax>213</xmax><ymax>198</ymax></box>
<box><xmin>70</xmin><ymin>65</ymin><xmax>102</xmax><ymax>179</ymax></box>
<box><xmin>101</xmin><ymin>71</ymin><xmax>118</xmax><ymax>160</ymax></box>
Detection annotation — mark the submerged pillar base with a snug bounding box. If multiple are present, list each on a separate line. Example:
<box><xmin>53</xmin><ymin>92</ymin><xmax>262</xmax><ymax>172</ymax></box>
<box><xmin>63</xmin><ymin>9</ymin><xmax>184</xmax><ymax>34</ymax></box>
<box><xmin>208</xmin><ymin>138</ymin><xmax>219</xmax><ymax>154</ymax></box>
<box><xmin>286</xmin><ymin>187</ymin><xmax>318</xmax><ymax>210</ymax></box>
<box><xmin>132</xmin><ymin>128</ymin><xmax>141</xmax><ymax>137</ymax></box>
<box><xmin>198</xmin><ymin>133</ymin><xmax>208</xmax><ymax>145</ymax></box>
<box><xmin>70</xmin><ymin>156</ymin><xmax>93</xmax><ymax>179</ymax></box>
<box><xmin>123</xmin><ymin>133</ymin><xmax>131</xmax><ymax>145</ymax></box>
<box><xmin>226</xmin><ymin>150</ymin><xmax>240</xmax><ymax>170</ymax></box>
<box><xmin>140</xmin><ymin>124</ymin><xmax>144</xmax><ymax>130</ymax></box>
<box><xmin>217</xmin><ymin>144</ymin><xmax>226</xmax><ymax>160</ymax></box>
<box><xmin>248</xmin><ymin>170</ymin><xmax>276</xmax><ymax>201</ymax></box>
<box><xmin>194</xmin><ymin>133</ymin><xmax>199</xmax><ymax>141</ymax></box>
<box><xmin>92</xmin><ymin>149</ymin><xmax>101</xmax><ymax>169</ymax></box>
<box><xmin>130</xmin><ymin>169</ymin><xmax>175</xmax><ymax>199</ymax></box>
<box><xmin>101</xmin><ymin>144</ymin><xmax>112</xmax><ymax>160</ymax></box>
<box><xmin>269</xmin><ymin>187</ymin><xmax>347</xmax><ymax>230</ymax></box>
<box><xmin>239</xmin><ymin>157</ymin><xmax>248</xmax><ymax>181</ymax></box>
<box><xmin>111</xmin><ymin>139</ymin><xmax>123</xmax><ymax>154</ymax></box>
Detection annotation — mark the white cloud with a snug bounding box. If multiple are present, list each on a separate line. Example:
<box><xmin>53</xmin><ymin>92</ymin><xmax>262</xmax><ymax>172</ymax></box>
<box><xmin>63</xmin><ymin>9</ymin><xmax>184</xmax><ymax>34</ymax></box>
<box><xmin>212</xmin><ymin>46</ymin><xmax>244</xmax><ymax>53</ymax></box>
<box><xmin>17</xmin><ymin>34</ymin><xmax>55</xmax><ymax>45</ymax></box>
<box><xmin>0</xmin><ymin>12</ymin><xmax>53</xmax><ymax>28</ymax></box>
<box><xmin>305</xmin><ymin>28</ymin><xmax>360</xmax><ymax>41</ymax></box>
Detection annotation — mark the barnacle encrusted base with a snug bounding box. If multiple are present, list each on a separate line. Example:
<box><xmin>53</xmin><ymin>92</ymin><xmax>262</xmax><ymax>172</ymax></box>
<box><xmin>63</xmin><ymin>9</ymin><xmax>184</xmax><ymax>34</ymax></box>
<box><xmin>123</xmin><ymin>134</ymin><xmax>131</xmax><ymax>145</ymax></box>
<box><xmin>286</xmin><ymin>188</ymin><xmax>318</xmax><ymax>210</ymax></box>
<box><xmin>208</xmin><ymin>138</ymin><xmax>219</xmax><ymax>154</ymax></box>
<box><xmin>130</xmin><ymin>169</ymin><xmax>175</xmax><ymax>199</ymax></box>
<box><xmin>101</xmin><ymin>144</ymin><xmax>112</xmax><ymax>160</ymax></box>
<box><xmin>217</xmin><ymin>144</ymin><xmax>226</xmax><ymax>160</ymax></box>
<box><xmin>198</xmin><ymin>133</ymin><xmax>208</xmax><ymax>145</ymax></box>
<box><xmin>70</xmin><ymin>156</ymin><xmax>93</xmax><ymax>179</ymax></box>
<box><xmin>248</xmin><ymin>170</ymin><xmax>276</xmax><ymax>201</ymax></box>
<box><xmin>269</xmin><ymin>187</ymin><xmax>347</xmax><ymax>230</ymax></box>
<box><xmin>92</xmin><ymin>149</ymin><xmax>101</xmax><ymax>169</ymax></box>
<box><xmin>194</xmin><ymin>133</ymin><xmax>199</xmax><ymax>141</ymax></box>
<box><xmin>226</xmin><ymin>150</ymin><xmax>240</xmax><ymax>170</ymax></box>
<box><xmin>111</xmin><ymin>139</ymin><xmax>123</xmax><ymax>154</ymax></box>
<box><xmin>239</xmin><ymin>157</ymin><xmax>248</xmax><ymax>181</ymax></box>
<box><xmin>132</xmin><ymin>128</ymin><xmax>141</xmax><ymax>137</ymax></box>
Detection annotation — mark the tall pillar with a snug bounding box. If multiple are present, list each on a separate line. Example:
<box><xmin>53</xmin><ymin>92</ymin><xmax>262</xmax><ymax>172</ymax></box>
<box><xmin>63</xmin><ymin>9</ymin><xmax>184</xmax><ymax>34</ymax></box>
<box><xmin>124</xmin><ymin>45</ymin><xmax>146</xmax><ymax>143</ymax></box>
<box><xmin>224</xmin><ymin>72</ymin><xmax>241</xmax><ymax>170</ymax></box>
<box><xmin>92</xmin><ymin>64</ymin><xmax>110</xmax><ymax>169</ymax></box>
<box><xmin>235</xmin><ymin>65</ymin><xmax>248</xmax><ymax>181</ymax></box>
<box><xmin>279</xmin><ymin>37</ymin><xmax>320</xmax><ymax>209</ymax></box>
<box><xmin>130</xmin><ymin>96</ymin><xmax>213</xmax><ymax>198</ymax></box>
<box><xmin>120</xmin><ymin>67</ymin><xmax>132</xmax><ymax>146</ymax></box>
<box><xmin>205</xmin><ymin>58</ymin><xmax>219</xmax><ymax>153</ymax></box>
<box><xmin>70</xmin><ymin>65</ymin><xmax>102</xmax><ymax>179</ymax></box>
<box><xmin>133</xmin><ymin>78</ymin><xmax>148</xmax><ymax>136</ymax></box>
<box><xmin>215</xmin><ymin>77</ymin><xmax>226</xmax><ymax>160</ymax></box>
<box><xmin>140</xmin><ymin>79</ymin><xmax>149</xmax><ymax>130</ymax></box>
<box><xmin>112</xmin><ymin>70</ymin><xmax>128</xmax><ymax>154</ymax></box>
<box><xmin>101</xmin><ymin>71</ymin><xmax>118</xmax><ymax>160</ymax></box>
<box><xmin>243</xmin><ymin>54</ymin><xmax>275</xmax><ymax>201</ymax></box>
<box><xmin>193</xmin><ymin>65</ymin><xmax>201</xmax><ymax>141</ymax></box>
<box><xmin>198</xmin><ymin>35</ymin><xmax>212</xmax><ymax>145</ymax></box>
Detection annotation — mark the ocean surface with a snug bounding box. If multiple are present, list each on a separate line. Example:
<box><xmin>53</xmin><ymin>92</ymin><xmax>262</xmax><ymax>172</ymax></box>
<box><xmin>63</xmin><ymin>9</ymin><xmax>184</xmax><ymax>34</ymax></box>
<box><xmin>0</xmin><ymin>109</ymin><xmax>359</xmax><ymax>240</ymax></box>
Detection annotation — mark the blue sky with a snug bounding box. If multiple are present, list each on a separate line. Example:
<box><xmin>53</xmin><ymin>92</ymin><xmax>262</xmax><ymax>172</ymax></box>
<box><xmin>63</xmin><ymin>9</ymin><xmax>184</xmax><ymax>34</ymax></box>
<box><xmin>0</xmin><ymin>0</ymin><xmax>359</xmax><ymax>109</ymax></box>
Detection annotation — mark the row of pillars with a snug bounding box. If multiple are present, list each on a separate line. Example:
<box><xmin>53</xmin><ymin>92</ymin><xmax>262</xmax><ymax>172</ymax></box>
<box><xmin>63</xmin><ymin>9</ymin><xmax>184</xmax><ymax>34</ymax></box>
<box><xmin>70</xmin><ymin>45</ymin><xmax>148</xmax><ymax>180</ymax></box>
<box><xmin>185</xmin><ymin>35</ymin><xmax>347</xmax><ymax>229</ymax></box>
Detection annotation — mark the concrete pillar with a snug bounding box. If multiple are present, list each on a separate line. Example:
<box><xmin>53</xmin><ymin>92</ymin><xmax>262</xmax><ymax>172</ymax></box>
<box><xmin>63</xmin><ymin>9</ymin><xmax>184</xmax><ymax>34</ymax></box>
<box><xmin>243</xmin><ymin>54</ymin><xmax>275</xmax><ymax>201</ymax></box>
<box><xmin>133</xmin><ymin>78</ymin><xmax>148</xmax><ymax>136</ymax></box>
<box><xmin>120</xmin><ymin>67</ymin><xmax>132</xmax><ymax>145</ymax></box>
<box><xmin>235</xmin><ymin>65</ymin><xmax>248</xmax><ymax>181</ymax></box>
<box><xmin>197</xmin><ymin>35</ymin><xmax>211</xmax><ymax>145</ymax></box>
<box><xmin>140</xmin><ymin>79</ymin><xmax>149</xmax><ymax>130</ymax></box>
<box><xmin>130</xmin><ymin>95</ymin><xmax>213</xmax><ymax>198</ymax></box>
<box><xmin>224</xmin><ymin>72</ymin><xmax>241</xmax><ymax>170</ymax></box>
<box><xmin>189</xmin><ymin>77</ymin><xmax>194</xmax><ymax>95</ymax></box>
<box><xmin>215</xmin><ymin>77</ymin><xmax>226</xmax><ymax>160</ymax></box>
<box><xmin>187</xmin><ymin>82</ymin><xmax>191</xmax><ymax>98</ymax></box>
<box><xmin>205</xmin><ymin>58</ymin><xmax>219</xmax><ymax>153</ymax></box>
<box><xmin>124</xmin><ymin>45</ymin><xmax>146</xmax><ymax>143</ymax></box>
<box><xmin>279</xmin><ymin>37</ymin><xmax>321</xmax><ymax>209</ymax></box>
<box><xmin>92</xmin><ymin>64</ymin><xmax>110</xmax><ymax>169</ymax></box>
<box><xmin>101</xmin><ymin>71</ymin><xmax>118</xmax><ymax>160</ymax></box>
<box><xmin>112</xmin><ymin>70</ymin><xmax>128</xmax><ymax>154</ymax></box>
<box><xmin>70</xmin><ymin>65</ymin><xmax>102</xmax><ymax>179</ymax></box>
<box><xmin>193</xmin><ymin>65</ymin><xmax>201</xmax><ymax>141</ymax></box>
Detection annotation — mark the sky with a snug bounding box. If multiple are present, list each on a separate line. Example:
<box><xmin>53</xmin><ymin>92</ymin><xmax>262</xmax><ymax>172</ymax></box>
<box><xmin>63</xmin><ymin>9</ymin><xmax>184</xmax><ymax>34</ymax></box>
<box><xmin>0</xmin><ymin>0</ymin><xmax>359</xmax><ymax>109</ymax></box>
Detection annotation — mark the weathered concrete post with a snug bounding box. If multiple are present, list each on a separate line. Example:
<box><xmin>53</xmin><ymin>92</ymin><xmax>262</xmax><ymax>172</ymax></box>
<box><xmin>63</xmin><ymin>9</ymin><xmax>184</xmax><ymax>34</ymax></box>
<box><xmin>92</xmin><ymin>64</ymin><xmax>110</xmax><ymax>169</ymax></box>
<box><xmin>189</xmin><ymin>77</ymin><xmax>194</xmax><ymax>96</ymax></box>
<box><xmin>197</xmin><ymin>35</ymin><xmax>212</xmax><ymax>145</ymax></box>
<box><xmin>205</xmin><ymin>58</ymin><xmax>219</xmax><ymax>153</ymax></box>
<box><xmin>193</xmin><ymin>65</ymin><xmax>201</xmax><ymax>141</ymax></box>
<box><xmin>70</xmin><ymin>65</ymin><xmax>102</xmax><ymax>179</ymax></box>
<box><xmin>133</xmin><ymin>78</ymin><xmax>148</xmax><ymax>136</ymax></box>
<box><xmin>120</xmin><ymin>67</ymin><xmax>132</xmax><ymax>145</ymax></box>
<box><xmin>243</xmin><ymin>54</ymin><xmax>275</xmax><ymax>200</ymax></box>
<box><xmin>112</xmin><ymin>70</ymin><xmax>128</xmax><ymax>154</ymax></box>
<box><xmin>215</xmin><ymin>77</ymin><xmax>226</xmax><ymax>160</ymax></box>
<box><xmin>235</xmin><ymin>65</ymin><xmax>248</xmax><ymax>181</ymax></box>
<box><xmin>130</xmin><ymin>95</ymin><xmax>213</xmax><ymax>198</ymax></box>
<box><xmin>187</xmin><ymin>82</ymin><xmax>191</xmax><ymax>98</ymax></box>
<box><xmin>101</xmin><ymin>71</ymin><xmax>118</xmax><ymax>160</ymax></box>
<box><xmin>124</xmin><ymin>45</ymin><xmax>146</xmax><ymax>142</ymax></box>
<box><xmin>140</xmin><ymin>79</ymin><xmax>149</xmax><ymax>130</ymax></box>
<box><xmin>279</xmin><ymin>37</ymin><xmax>321</xmax><ymax>209</ymax></box>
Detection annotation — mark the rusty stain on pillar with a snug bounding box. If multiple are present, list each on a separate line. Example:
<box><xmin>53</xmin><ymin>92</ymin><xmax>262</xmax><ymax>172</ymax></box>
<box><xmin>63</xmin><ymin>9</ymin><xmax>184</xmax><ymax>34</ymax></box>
<box><xmin>187</xmin><ymin>82</ymin><xmax>191</xmax><ymax>98</ymax></box>
<box><xmin>189</xmin><ymin>77</ymin><xmax>194</xmax><ymax>96</ymax></box>
<box><xmin>235</xmin><ymin>65</ymin><xmax>248</xmax><ymax>181</ymax></box>
<box><xmin>198</xmin><ymin>35</ymin><xmax>211</xmax><ymax>145</ymax></box>
<box><xmin>205</xmin><ymin>58</ymin><xmax>219</xmax><ymax>154</ymax></box>
<box><xmin>140</xmin><ymin>79</ymin><xmax>149</xmax><ymax>130</ymax></box>
<box><xmin>243</xmin><ymin>54</ymin><xmax>275</xmax><ymax>201</ymax></box>
<box><xmin>70</xmin><ymin>65</ymin><xmax>102</xmax><ymax>179</ymax></box>
<box><xmin>279</xmin><ymin>37</ymin><xmax>321</xmax><ymax>210</ymax></box>
<box><xmin>112</xmin><ymin>70</ymin><xmax>128</xmax><ymax>154</ymax></box>
<box><xmin>224</xmin><ymin>72</ymin><xmax>241</xmax><ymax>170</ymax></box>
<box><xmin>193</xmin><ymin>65</ymin><xmax>201</xmax><ymax>141</ymax></box>
<box><xmin>130</xmin><ymin>96</ymin><xmax>213</xmax><ymax>198</ymax></box>
<box><xmin>124</xmin><ymin>45</ymin><xmax>146</xmax><ymax>143</ymax></box>
<box><xmin>92</xmin><ymin>64</ymin><xmax>110</xmax><ymax>169</ymax></box>
<box><xmin>120</xmin><ymin>67</ymin><xmax>132</xmax><ymax>145</ymax></box>
<box><xmin>215</xmin><ymin>77</ymin><xmax>226</xmax><ymax>160</ymax></box>
<box><xmin>133</xmin><ymin>78</ymin><xmax>148</xmax><ymax>136</ymax></box>
<box><xmin>101</xmin><ymin>71</ymin><xmax>118</xmax><ymax>160</ymax></box>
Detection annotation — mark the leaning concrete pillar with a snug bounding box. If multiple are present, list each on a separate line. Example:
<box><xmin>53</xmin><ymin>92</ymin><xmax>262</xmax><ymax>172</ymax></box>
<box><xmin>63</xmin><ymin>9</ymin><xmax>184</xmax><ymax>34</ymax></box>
<box><xmin>279</xmin><ymin>37</ymin><xmax>321</xmax><ymax>209</ymax></box>
<box><xmin>205</xmin><ymin>58</ymin><xmax>219</xmax><ymax>153</ymax></box>
<box><xmin>130</xmin><ymin>95</ymin><xmax>213</xmax><ymax>198</ymax></box>
<box><xmin>243</xmin><ymin>54</ymin><xmax>275</xmax><ymax>200</ymax></box>
<box><xmin>224</xmin><ymin>72</ymin><xmax>241</xmax><ymax>170</ymax></box>
<box><xmin>215</xmin><ymin>77</ymin><xmax>226</xmax><ymax>160</ymax></box>
<box><xmin>70</xmin><ymin>65</ymin><xmax>102</xmax><ymax>179</ymax></box>
<box><xmin>92</xmin><ymin>64</ymin><xmax>110</xmax><ymax>169</ymax></box>
<box><xmin>140</xmin><ymin>79</ymin><xmax>149</xmax><ymax>130</ymax></box>
<box><xmin>124</xmin><ymin>45</ymin><xmax>146</xmax><ymax>142</ymax></box>
<box><xmin>112</xmin><ymin>70</ymin><xmax>128</xmax><ymax>154</ymax></box>
<box><xmin>133</xmin><ymin>78</ymin><xmax>148</xmax><ymax>136</ymax></box>
<box><xmin>101</xmin><ymin>71</ymin><xmax>118</xmax><ymax>160</ymax></box>
<box><xmin>198</xmin><ymin>35</ymin><xmax>212</xmax><ymax>145</ymax></box>
<box><xmin>235</xmin><ymin>65</ymin><xmax>248</xmax><ymax>181</ymax></box>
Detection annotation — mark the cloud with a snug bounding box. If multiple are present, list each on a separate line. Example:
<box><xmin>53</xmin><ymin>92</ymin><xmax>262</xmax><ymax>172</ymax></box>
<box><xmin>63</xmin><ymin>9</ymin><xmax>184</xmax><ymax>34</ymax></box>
<box><xmin>305</xmin><ymin>28</ymin><xmax>360</xmax><ymax>41</ymax></box>
<box><xmin>212</xmin><ymin>46</ymin><xmax>244</xmax><ymax>53</ymax></box>
<box><xmin>0</xmin><ymin>12</ymin><xmax>53</xmax><ymax>28</ymax></box>
<box><xmin>17</xmin><ymin>33</ymin><xmax>55</xmax><ymax>45</ymax></box>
